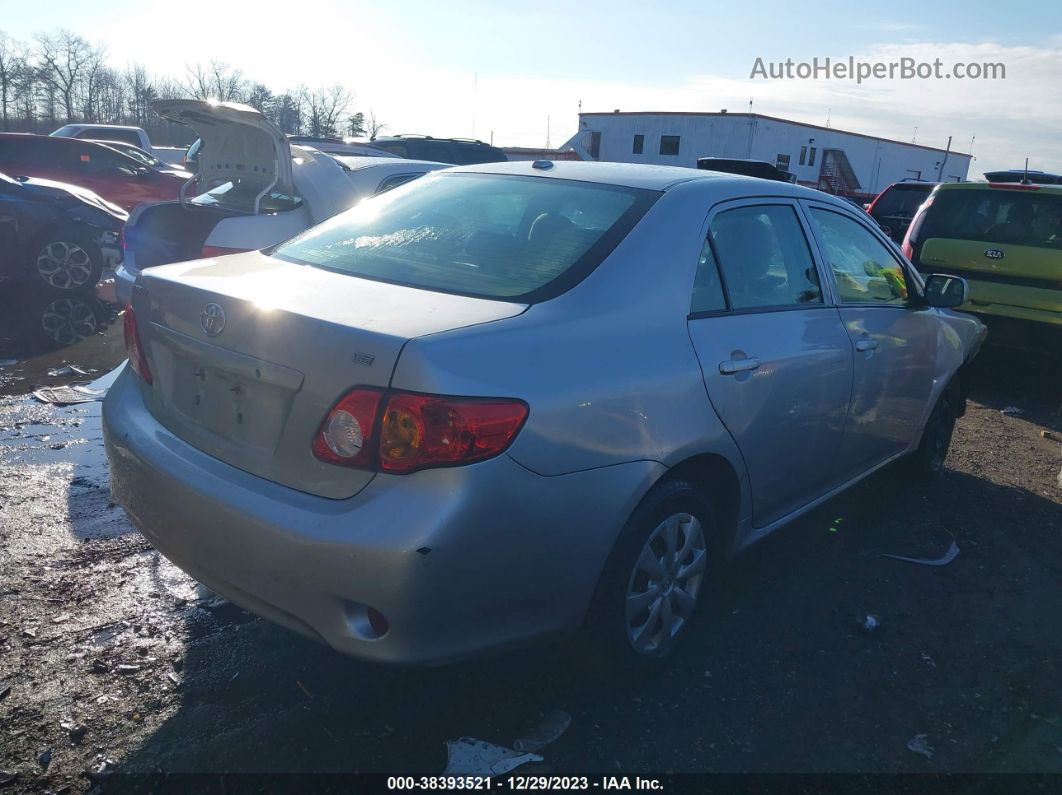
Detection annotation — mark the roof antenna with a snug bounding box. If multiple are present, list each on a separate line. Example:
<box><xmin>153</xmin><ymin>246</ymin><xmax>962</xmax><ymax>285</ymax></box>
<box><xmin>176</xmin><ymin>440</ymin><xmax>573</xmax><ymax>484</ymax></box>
<box><xmin>825</xmin><ymin>107</ymin><xmax>831</xmax><ymax>128</ymax></box>
<box><xmin>911</xmin><ymin>126</ymin><xmax>918</xmax><ymax>143</ymax></box>
<box><xmin>1022</xmin><ymin>157</ymin><xmax>1030</xmax><ymax>185</ymax></box>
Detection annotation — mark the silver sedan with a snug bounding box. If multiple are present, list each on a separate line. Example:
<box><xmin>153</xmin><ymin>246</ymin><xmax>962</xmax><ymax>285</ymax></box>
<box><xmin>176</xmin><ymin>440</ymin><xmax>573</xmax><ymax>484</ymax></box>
<box><xmin>103</xmin><ymin>161</ymin><xmax>985</xmax><ymax>667</ymax></box>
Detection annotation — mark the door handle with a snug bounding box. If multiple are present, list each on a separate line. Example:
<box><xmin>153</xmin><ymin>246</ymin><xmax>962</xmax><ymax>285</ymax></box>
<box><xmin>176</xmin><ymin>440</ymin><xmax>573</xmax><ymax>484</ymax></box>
<box><xmin>855</xmin><ymin>338</ymin><xmax>879</xmax><ymax>352</ymax></box>
<box><xmin>719</xmin><ymin>357</ymin><xmax>761</xmax><ymax>375</ymax></box>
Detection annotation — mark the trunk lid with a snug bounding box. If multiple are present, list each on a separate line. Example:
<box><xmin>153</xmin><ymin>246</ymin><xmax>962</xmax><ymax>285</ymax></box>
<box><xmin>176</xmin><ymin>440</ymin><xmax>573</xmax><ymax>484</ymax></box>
<box><xmin>151</xmin><ymin>99</ymin><xmax>294</xmax><ymax>206</ymax></box>
<box><xmin>135</xmin><ymin>251</ymin><xmax>526</xmax><ymax>498</ymax></box>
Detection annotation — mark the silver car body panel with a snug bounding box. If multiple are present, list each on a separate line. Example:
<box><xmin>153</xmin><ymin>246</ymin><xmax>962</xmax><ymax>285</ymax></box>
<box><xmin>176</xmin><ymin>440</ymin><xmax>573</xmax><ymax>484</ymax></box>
<box><xmin>104</xmin><ymin>160</ymin><xmax>985</xmax><ymax>663</ymax></box>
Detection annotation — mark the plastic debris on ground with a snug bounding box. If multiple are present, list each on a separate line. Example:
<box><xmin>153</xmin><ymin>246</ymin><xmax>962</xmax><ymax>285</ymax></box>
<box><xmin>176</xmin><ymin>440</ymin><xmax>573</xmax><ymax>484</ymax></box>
<box><xmin>882</xmin><ymin>540</ymin><xmax>960</xmax><ymax>567</ymax></box>
<box><xmin>47</xmin><ymin>365</ymin><xmax>94</xmax><ymax>377</ymax></box>
<box><xmin>444</xmin><ymin>710</ymin><xmax>570</xmax><ymax>775</ymax></box>
<box><xmin>1000</xmin><ymin>406</ymin><xmax>1023</xmax><ymax>416</ymax></box>
<box><xmin>513</xmin><ymin>710</ymin><xmax>572</xmax><ymax>753</ymax></box>
<box><xmin>0</xmin><ymin>359</ymin><xmax>18</xmax><ymax>367</ymax></box>
<box><xmin>907</xmin><ymin>734</ymin><xmax>934</xmax><ymax>759</ymax></box>
<box><xmin>442</xmin><ymin>738</ymin><xmax>543</xmax><ymax>776</ymax></box>
<box><xmin>859</xmin><ymin>614</ymin><xmax>881</xmax><ymax>633</ymax></box>
<box><xmin>31</xmin><ymin>384</ymin><xmax>107</xmax><ymax>405</ymax></box>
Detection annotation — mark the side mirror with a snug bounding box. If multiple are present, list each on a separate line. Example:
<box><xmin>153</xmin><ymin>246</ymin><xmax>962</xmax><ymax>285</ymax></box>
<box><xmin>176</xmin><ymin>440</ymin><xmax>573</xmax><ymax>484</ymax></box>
<box><xmin>923</xmin><ymin>273</ymin><xmax>968</xmax><ymax>308</ymax></box>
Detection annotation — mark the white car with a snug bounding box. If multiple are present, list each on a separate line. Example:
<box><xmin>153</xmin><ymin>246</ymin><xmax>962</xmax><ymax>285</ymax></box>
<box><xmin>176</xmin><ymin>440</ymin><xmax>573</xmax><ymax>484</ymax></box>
<box><xmin>115</xmin><ymin>100</ymin><xmax>447</xmax><ymax>306</ymax></box>
<box><xmin>50</xmin><ymin>123</ymin><xmax>187</xmax><ymax>166</ymax></box>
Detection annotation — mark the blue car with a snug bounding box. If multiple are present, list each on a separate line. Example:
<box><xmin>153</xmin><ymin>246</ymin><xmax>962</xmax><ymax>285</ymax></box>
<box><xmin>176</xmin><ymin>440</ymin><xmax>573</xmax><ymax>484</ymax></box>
<box><xmin>0</xmin><ymin>171</ymin><xmax>126</xmax><ymax>292</ymax></box>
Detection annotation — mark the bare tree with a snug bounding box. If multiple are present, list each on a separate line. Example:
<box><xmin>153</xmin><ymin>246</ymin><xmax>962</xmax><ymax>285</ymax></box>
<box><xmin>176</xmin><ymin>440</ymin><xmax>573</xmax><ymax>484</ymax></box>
<box><xmin>306</xmin><ymin>84</ymin><xmax>351</xmax><ymax>138</ymax></box>
<box><xmin>366</xmin><ymin>109</ymin><xmax>387</xmax><ymax>139</ymax></box>
<box><xmin>185</xmin><ymin>59</ymin><xmax>245</xmax><ymax>102</ymax></box>
<box><xmin>34</xmin><ymin>29</ymin><xmax>95</xmax><ymax>122</ymax></box>
<box><xmin>0</xmin><ymin>33</ymin><xmax>28</xmax><ymax>130</ymax></box>
<box><xmin>124</xmin><ymin>64</ymin><xmax>155</xmax><ymax>128</ymax></box>
<box><xmin>79</xmin><ymin>44</ymin><xmax>109</xmax><ymax>122</ymax></box>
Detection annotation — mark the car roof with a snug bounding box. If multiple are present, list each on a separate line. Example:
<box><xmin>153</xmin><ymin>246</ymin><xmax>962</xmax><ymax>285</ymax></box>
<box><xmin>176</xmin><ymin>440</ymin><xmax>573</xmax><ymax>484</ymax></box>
<box><xmin>936</xmin><ymin>181</ymin><xmax>1062</xmax><ymax>195</ymax></box>
<box><xmin>373</xmin><ymin>135</ymin><xmax>495</xmax><ymax>146</ymax></box>
<box><xmin>445</xmin><ymin>159</ymin><xmax>839</xmax><ymax>197</ymax></box>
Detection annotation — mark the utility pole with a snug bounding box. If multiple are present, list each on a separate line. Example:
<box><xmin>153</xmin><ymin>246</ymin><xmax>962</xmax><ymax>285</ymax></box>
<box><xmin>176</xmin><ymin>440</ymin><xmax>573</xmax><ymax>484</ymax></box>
<box><xmin>936</xmin><ymin>135</ymin><xmax>952</xmax><ymax>181</ymax></box>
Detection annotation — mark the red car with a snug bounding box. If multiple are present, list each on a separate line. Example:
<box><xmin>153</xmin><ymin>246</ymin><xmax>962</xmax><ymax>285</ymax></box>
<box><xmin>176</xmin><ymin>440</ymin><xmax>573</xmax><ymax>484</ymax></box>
<box><xmin>0</xmin><ymin>133</ymin><xmax>189</xmax><ymax>212</ymax></box>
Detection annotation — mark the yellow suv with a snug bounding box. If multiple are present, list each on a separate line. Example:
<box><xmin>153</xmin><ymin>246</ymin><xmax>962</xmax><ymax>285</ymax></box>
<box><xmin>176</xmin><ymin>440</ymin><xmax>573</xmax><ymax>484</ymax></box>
<box><xmin>903</xmin><ymin>181</ymin><xmax>1061</xmax><ymax>339</ymax></box>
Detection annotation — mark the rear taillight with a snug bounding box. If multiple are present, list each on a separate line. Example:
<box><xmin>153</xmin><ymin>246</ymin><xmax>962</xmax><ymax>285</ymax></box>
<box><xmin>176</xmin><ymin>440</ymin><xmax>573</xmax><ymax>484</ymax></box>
<box><xmin>901</xmin><ymin>196</ymin><xmax>934</xmax><ymax>262</ymax></box>
<box><xmin>312</xmin><ymin>389</ymin><xmax>528</xmax><ymax>473</ymax></box>
<box><xmin>311</xmin><ymin>387</ymin><xmax>384</xmax><ymax>469</ymax></box>
<box><xmin>122</xmin><ymin>306</ymin><xmax>152</xmax><ymax>384</ymax></box>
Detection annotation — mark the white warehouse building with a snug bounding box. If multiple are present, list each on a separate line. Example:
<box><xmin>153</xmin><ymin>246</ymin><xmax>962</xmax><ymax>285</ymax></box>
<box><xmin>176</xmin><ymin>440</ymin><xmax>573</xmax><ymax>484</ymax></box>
<box><xmin>564</xmin><ymin>111</ymin><xmax>972</xmax><ymax>200</ymax></box>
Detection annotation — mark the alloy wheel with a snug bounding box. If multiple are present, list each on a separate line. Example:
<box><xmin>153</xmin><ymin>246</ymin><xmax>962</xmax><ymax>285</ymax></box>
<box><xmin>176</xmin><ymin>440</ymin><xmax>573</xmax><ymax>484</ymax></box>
<box><xmin>40</xmin><ymin>298</ymin><xmax>98</xmax><ymax>346</ymax></box>
<box><xmin>625</xmin><ymin>512</ymin><xmax>707</xmax><ymax>656</ymax></box>
<box><xmin>35</xmin><ymin>241</ymin><xmax>94</xmax><ymax>290</ymax></box>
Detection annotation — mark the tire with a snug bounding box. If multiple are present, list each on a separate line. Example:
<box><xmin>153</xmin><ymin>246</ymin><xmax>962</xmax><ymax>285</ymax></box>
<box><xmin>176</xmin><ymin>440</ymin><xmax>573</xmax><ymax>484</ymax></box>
<box><xmin>583</xmin><ymin>479</ymin><xmax>721</xmax><ymax>674</ymax></box>
<box><xmin>904</xmin><ymin>380</ymin><xmax>960</xmax><ymax>481</ymax></box>
<box><xmin>27</xmin><ymin>230</ymin><xmax>103</xmax><ymax>292</ymax></box>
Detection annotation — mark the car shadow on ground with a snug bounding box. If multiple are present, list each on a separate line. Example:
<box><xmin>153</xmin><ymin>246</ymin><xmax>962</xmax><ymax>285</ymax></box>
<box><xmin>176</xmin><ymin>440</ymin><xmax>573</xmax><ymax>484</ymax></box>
<box><xmin>69</xmin><ymin>346</ymin><xmax>1062</xmax><ymax>789</ymax></box>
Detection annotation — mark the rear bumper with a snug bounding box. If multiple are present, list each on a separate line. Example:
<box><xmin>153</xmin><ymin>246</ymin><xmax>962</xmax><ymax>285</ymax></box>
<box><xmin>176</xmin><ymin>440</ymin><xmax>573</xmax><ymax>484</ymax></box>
<box><xmin>959</xmin><ymin>279</ymin><xmax>1062</xmax><ymax>327</ymax></box>
<box><xmin>103</xmin><ymin>368</ymin><xmax>659</xmax><ymax>664</ymax></box>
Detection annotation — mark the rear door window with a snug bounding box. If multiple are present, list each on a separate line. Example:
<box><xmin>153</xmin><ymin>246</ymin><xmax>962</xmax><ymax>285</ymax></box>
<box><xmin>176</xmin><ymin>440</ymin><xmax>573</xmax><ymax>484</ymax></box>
<box><xmin>272</xmin><ymin>172</ymin><xmax>657</xmax><ymax>301</ymax></box>
<box><xmin>870</xmin><ymin>184</ymin><xmax>934</xmax><ymax>221</ymax></box>
<box><xmin>810</xmin><ymin>208</ymin><xmax>909</xmax><ymax>305</ymax></box>
<box><xmin>922</xmin><ymin>189</ymin><xmax>1062</xmax><ymax>250</ymax></box>
<box><xmin>707</xmin><ymin>204</ymin><xmax>823</xmax><ymax>309</ymax></box>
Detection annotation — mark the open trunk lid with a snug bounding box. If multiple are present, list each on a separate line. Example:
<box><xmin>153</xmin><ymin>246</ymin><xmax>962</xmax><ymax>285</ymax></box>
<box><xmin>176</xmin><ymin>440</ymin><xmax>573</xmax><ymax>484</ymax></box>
<box><xmin>134</xmin><ymin>251</ymin><xmax>526</xmax><ymax>498</ymax></box>
<box><xmin>152</xmin><ymin>99</ymin><xmax>294</xmax><ymax>207</ymax></box>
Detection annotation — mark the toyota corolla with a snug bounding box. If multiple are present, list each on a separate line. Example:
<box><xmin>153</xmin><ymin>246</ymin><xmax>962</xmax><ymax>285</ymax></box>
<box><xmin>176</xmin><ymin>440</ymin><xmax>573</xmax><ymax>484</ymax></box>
<box><xmin>103</xmin><ymin>161</ymin><xmax>985</xmax><ymax>667</ymax></box>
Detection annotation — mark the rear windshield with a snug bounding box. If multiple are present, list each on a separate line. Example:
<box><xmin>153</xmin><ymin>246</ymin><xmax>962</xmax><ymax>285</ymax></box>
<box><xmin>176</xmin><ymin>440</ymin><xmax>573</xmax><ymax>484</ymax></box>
<box><xmin>870</xmin><ymin>184</ymin><xmax>935</xmax><ymax>219</ymax></box>
<box><xmin>922</xmin><ymin>188</ymin><xmax>1062</xmax><ymax>250</ymax></box>
<box><xmin>271</xmin><ymin>173</ymin><xmax>657</xmax><ymax>301</ymax></box>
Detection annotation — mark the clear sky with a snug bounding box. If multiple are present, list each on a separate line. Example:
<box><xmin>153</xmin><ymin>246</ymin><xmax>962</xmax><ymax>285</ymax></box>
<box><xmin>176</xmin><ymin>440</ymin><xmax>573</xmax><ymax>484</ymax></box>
<box><xmin>2</xmin><ymin>0</ymin><xmax>1060</xmax><ymax>175</ymax></box>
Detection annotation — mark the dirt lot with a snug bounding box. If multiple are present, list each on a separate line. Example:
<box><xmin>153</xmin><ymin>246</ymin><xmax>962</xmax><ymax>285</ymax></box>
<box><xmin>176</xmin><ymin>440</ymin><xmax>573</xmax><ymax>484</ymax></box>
<box><xmin>1</xmin><ymin>292</ymin><xmax>1060</xmax><ymax>792</ymax></box>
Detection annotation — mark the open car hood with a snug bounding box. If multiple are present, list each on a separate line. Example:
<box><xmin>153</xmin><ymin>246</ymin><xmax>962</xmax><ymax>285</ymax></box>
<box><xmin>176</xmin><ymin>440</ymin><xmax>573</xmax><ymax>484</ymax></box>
<box><xmin>152</xmin><ymin>99</ymin><xmax>293</xmax><ymax>206</ymax></box>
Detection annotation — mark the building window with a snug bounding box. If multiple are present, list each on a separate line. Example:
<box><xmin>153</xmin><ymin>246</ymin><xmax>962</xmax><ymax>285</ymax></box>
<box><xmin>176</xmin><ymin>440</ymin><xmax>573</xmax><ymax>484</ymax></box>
<box><xmin>799</xmin><ymin>146</ymin><xmax>807</xmax><ymax>166</ymax></box>
<box><xmin>632</xmin><ymin>134</ymin><xmax>644</xmax><ymax>155</ymax></box>
<box><xmin>589</xmin><ymin>131</ymin><xmax>601</xmax><ymax>160</ymax></box>
<box><xmin>660</xmin><ymin>135</ymin><xmax>681</xmax><ymax>156</ymax></box>
<box><xmin>808</xmin><ymin>147</ymin><xmax>817</xmax><ymax>167</ymax></box>
<box><xmin>776</xmin><ymin>154</ymin><xmax>791</xmax><ymax>172</ymax></box>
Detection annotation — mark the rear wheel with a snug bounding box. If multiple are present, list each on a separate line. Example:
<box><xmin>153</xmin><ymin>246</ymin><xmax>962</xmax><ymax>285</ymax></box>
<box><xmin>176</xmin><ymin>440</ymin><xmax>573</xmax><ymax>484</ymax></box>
<box><xmin>585</xmin><ymin>479</ymin><xmax>720</xmax><ymax>673</ymax></box>
<box><xmin>29</xmin><ymin>231</ymin><xmax>103</xmax><ymax>292</ymax></box>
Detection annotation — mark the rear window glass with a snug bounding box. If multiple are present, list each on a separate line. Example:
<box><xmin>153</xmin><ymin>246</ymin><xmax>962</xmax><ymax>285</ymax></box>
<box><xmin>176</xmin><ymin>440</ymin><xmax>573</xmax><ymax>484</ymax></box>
<box><xmin>870</xmin><ymin>184</ymin><xmax>935</xmax><ymax>220</ymax></box>
<box><xmin>272</xmin><ymin>173</ymin><xmax>657</xmax><ymax>301</ymax></box>
<box><xmin>922</xmin><ymin>188</ymin><xmax>1062</xmax><ymax>251</ymax></box>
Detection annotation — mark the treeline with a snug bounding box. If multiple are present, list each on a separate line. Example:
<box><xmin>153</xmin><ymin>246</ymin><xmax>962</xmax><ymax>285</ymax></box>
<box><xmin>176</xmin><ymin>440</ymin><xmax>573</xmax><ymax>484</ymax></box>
<box><xmin>0</xmin><ymin>28</ymin><xmax>384</xmax><ymax>145</ymax></box>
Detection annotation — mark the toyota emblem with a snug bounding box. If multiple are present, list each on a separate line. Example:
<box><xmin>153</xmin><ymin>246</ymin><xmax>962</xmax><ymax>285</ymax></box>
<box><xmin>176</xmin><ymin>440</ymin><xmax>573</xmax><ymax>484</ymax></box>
<box><xmin>201</xmin><ymin>303</ymin><xmax>226</xmax><ymax>337</ymax></box>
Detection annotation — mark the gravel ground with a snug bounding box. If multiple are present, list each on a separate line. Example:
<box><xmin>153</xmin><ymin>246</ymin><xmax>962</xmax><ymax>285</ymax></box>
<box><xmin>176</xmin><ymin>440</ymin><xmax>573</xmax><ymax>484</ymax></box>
<box><xmin>0</xmin><ymin>323</ymin><xmax>1060</xmax><ymax>792</ymax></box>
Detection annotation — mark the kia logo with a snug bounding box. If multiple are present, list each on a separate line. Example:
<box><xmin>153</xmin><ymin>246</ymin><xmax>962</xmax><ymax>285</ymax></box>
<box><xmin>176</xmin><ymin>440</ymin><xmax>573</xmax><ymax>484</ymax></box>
<box><xmin>201</xmin><ymin>303</ymin><xmax>226</xmax><ymax>337</ymax></box>
<box><xmin>984</xmin><ymin>249</ymin><xmax>1005</xmax><ymax>260</ymax></box>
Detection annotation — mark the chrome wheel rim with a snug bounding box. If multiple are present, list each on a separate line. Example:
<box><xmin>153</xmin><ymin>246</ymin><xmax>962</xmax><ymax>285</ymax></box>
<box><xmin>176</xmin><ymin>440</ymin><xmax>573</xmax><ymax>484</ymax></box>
<box><xmin>36</xmin><ymin>241</ymin><xmax>94</xmax><ymax>290</ymax></box>
<box><xmin>625</xmin><ymin>512</ymin><xmax>707</xmax><ymax>656</ymax></box>
<box><xmin>40</xmin><ymin>298</ymin><xmax>98</xmax><ymax>345</ymax></box>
